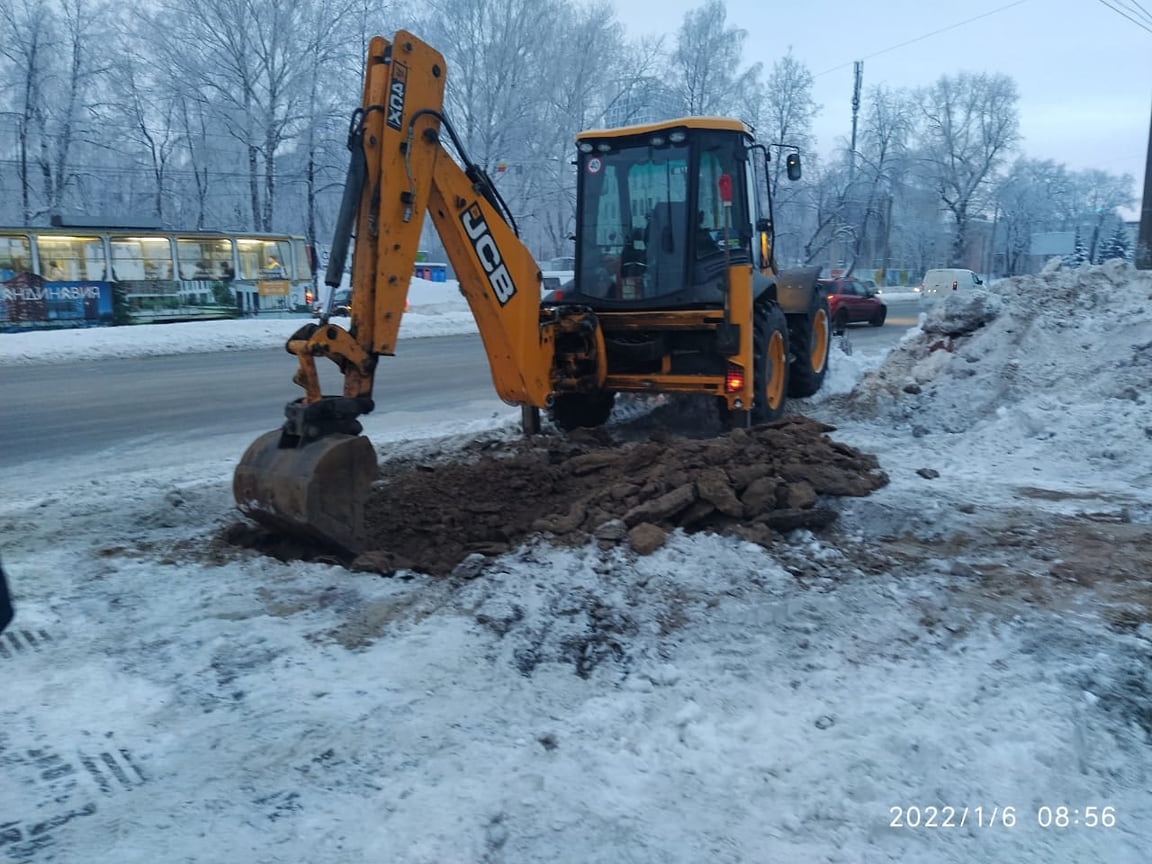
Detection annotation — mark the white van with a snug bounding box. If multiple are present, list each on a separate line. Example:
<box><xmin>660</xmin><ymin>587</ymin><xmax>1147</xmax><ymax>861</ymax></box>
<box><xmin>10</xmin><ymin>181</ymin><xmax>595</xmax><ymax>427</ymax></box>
<box><xmin>921</xmin><ymin>268</ymin><xmax>983</xmax><ymax>305</ymax></box>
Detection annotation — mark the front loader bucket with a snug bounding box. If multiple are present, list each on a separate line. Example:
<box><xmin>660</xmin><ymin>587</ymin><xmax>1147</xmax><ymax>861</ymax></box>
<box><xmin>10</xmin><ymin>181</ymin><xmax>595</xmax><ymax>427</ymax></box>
<box><xmin>233</xmin><ymin>431</ymin><xmax>378</xmax><ymax>554</ymax></box>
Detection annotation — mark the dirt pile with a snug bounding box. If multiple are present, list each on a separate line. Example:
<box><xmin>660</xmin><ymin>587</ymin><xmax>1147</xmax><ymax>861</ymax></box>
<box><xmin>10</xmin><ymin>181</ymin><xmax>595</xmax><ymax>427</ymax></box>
<box><xmin>341</xmin><ymin>415</ymin><xmax>887</xmax><ymax>576</ymax></box>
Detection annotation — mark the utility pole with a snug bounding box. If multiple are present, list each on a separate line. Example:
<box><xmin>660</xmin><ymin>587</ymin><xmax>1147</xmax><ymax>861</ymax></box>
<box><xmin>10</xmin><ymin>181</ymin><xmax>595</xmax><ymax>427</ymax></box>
<box><xmin>849</xmin><ymin>61</ymin><xmax>863</xmax><ymax>186</ymax></box>
<box><xmin>1138</xmin><ymin>97</ymin><xmax>1152</xmax><ymax>269</ymax></box>
<box><xmin>882</xmin><ymin>193</ymin><xmax>893</xmax><ymax>281</ymax></box>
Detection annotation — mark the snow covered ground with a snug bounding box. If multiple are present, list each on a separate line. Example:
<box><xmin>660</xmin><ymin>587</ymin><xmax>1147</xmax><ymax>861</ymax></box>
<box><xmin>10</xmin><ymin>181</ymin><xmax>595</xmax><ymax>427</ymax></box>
<box><xmin>2</xmin><ymin>264</ymin><xmax>1150</xmax><ymax>863</ymax></box>
<box><xmin>0</xmin><ymin>277</ymin><xmax>478</xmax><ymax>365</ymax></box>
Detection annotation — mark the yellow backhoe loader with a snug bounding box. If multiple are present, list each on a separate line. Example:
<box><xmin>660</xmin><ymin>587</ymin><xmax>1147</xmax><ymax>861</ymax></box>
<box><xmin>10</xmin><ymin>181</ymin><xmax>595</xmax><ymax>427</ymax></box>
<box><xmin>233</xmin><ymin>31</ymin><xmax>831</xmax><ymax>553</ymax></box>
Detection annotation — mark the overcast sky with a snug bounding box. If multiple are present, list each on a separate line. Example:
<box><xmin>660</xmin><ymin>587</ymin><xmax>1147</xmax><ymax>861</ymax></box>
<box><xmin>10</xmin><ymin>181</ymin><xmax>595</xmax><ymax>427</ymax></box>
<box><xmin>611</xmin><ymin>0</ymin><xmax>1150</xmax><ymax>205</ymax></box>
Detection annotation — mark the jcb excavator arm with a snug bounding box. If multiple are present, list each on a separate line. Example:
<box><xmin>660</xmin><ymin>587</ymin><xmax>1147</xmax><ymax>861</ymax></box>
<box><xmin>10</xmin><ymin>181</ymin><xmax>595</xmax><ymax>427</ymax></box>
<box><xmin>233</xmin><ymin>32</ymin><xmax>601</xmax><ymax>552</ymax></box>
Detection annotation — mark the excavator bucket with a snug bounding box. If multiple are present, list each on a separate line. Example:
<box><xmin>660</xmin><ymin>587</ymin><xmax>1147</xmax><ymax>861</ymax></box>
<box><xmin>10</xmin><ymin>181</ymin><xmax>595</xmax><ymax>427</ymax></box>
<box><xmin>233</xmin><ymin>431</ymin><xmax>378</xmax><ymax>553</ymax></box>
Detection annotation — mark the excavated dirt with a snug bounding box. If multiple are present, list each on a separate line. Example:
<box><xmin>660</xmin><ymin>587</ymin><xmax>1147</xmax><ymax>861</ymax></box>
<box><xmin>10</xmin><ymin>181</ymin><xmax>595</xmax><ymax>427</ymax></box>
<box><xmin>242</xmin><ymin>415</ymin><xmax>884</xmax><ymax>576</ymax></box>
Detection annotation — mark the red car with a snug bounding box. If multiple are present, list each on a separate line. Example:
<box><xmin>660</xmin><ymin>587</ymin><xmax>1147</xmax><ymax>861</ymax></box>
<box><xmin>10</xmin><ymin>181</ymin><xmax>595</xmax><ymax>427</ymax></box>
<box><xmin>817</xmin><ymin>277</ymin><xmax>887</xmax><ymax>334</ymax></box>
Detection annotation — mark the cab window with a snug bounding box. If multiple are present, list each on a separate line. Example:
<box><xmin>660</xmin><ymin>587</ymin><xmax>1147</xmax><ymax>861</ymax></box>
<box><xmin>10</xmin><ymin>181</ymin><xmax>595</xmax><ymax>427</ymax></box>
<box><xmin>696</xmin><ymin>141</ymin><xmax>749</xmax><ymax>259</ymax></box>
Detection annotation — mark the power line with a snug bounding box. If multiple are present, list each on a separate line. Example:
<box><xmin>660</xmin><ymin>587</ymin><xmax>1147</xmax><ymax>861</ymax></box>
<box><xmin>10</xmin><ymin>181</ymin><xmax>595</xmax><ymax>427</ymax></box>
<box><xmin>1111</xmin><ymin>0</ymin><xmax>1152</xmax><ymax>26</ymax></box>
<box><xmin>1098</xmin><ymin>0</ymin><xmax>1152</xmax><ymax>32</ymax></box>
<box><xmin>816</xmin><ymin>1</ymin><xmax>1030</xmax><ymax>77</ymax></box>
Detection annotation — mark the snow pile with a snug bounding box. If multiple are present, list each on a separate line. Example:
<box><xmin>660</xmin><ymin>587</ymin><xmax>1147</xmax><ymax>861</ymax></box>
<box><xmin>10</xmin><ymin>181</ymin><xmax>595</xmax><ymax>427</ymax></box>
<box><xmin>801</xmin><ymin>337</ymin><xmax>889</xmax><ymax>403</ymax></box>
<box><xmin>841</xmin><ymin>260</ymin><xmax>1152</xmax><ymax>499</ymax></box>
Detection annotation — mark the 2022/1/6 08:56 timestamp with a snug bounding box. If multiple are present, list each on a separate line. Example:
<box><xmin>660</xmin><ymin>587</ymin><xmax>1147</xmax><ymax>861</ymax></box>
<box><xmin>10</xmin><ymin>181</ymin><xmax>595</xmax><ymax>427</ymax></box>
<box><xmin>888</xmin><ymin>806</ymin><xmax>1117</xmax><ymax>829</ymax></box>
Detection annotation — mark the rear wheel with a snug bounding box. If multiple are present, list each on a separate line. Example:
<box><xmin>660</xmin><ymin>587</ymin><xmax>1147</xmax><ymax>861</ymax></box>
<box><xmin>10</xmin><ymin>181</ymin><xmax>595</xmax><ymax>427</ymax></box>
<box><xmin>787</xmin><ymin>291</ymin><xmax>831</xmax><ymax>398</ymax></box>
<box><xmin>751</xmin><ymin>302</ymin><xmax>790</xmax><ymax>424</ymax></box>
<box><xmin>550</xmin><ymin>392</ymin><xmax>615</xmax><ymax>431</ymax></box>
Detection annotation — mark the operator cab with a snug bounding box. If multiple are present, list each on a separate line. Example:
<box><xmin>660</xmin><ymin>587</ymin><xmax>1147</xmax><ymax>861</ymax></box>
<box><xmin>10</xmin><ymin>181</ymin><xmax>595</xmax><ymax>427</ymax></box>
<box><xmin>564</xmin><ymin>118</ymin><xmax>762</xmax><ymax>310</ymax></box>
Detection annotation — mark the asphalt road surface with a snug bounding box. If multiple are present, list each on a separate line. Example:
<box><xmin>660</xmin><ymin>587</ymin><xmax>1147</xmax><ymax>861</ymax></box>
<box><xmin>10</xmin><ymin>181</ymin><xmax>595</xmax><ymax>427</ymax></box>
<box><xmin>0</xmin><ymin>335</ymin><xmax>508</xmax><ymax>472</ymax></box>
<box><xmin>0</xmin><ymin>300</ymin><xmax>921</xmax><ymax>470</ymax></box>
<box><xmin>839</xmin><ymin>297</ymin><xmax>921</xmax><ymax>352</ymax></box>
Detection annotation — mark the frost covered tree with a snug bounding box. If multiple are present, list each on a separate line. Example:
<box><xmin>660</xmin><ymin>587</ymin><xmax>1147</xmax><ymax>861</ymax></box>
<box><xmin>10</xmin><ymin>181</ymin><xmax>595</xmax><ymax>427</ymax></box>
<box><xmin>0</xmin><ymin>0</ymin><xmax>111</xmax><ymax>223</ymax></box>
<box><xmin>797</xmin><ymin>161</ymin><xmax>855</xmax><ymax>267</ymax></box>
<box><xmin>530</xmin><ymin>2</ymin><xmax>660</xmax><ymax>257</ymax></box>
<box><xmin>846</xmin><ymin>85</ymin><xmax>914</xmax><ymax>274</ymax></box>
<box><xmin>1057</xmin><ymin>169</ymin><xmax>1135</xmax><ymax>262</ymax></box>
<box><xmin>916</xmin><ymin>72</ymin><xmax>1020</xmax><ymax>268</ymax></box>
<box><xmin>1064</xmin><ymin>228</ymin><xmax>1088</xmax><ymax>267</ymax></box>
<box><xmin>667</xmin><ymin>0</ymin><xmax>759</xmax><ymax>118</ymax></box>
<box><xmin>0</xmin><ymin>0</ymin><xmax>54</xmax><ymax>223</ymax></box>
<box><xmin>758</xmin><ymin>50</ymin><xmax>818</xmax><ymax>194</ymax></box>
<box><xmin>105</xmin><ymin>28</ymin><xmax>180</xmax><ymax>221</ymax></box>
<box><xmin>743</xmin><ymin>48</ymin><xmax>818</xmax><ymax>264</ymax></box>
<box><xmin>154</xmin><ymin>0</ymin><xmax>343</xmax><ymax>231</ymax></box>
<box><xmin>412</xmin><ymin>0</ymin><xmax>560</xmax><ymax>173</ymax></box>
<box><xmin>994</xmin><ymin>159</ymin><xmax>1067</xmax><ymax>275</ymax></box>
<box><xmin>1098</xmin><ymin>222</ymin><xmax>1131</xmax><ymax>262</ymax></box>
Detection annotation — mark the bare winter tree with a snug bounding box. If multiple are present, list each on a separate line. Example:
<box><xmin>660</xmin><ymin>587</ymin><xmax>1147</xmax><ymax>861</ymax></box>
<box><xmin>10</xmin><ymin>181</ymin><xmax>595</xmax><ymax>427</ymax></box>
<box><xmin>1</xmin><ymin>0</ymin><xmax>110</xmax><ymax>222</ymax></box>
<box><xmin>157</xmin><ymin>0</ymin><xmax>324</xmax><ymax>231</ymax></box>
<box><xmin>291</xmin><ymin>0</ymin><xmax>364</xmax><ymax>272</ymax></box>
<box><xmin>0</xmin><ymin>0</ymin><xmax>54</xmax><ymax>222</ymax></box>
<box><xmin>38</xmin><ymin>0</ymin><xmax>112</xmax><ymax>218</ymax></box>
<box><xmin>106</xmin><ymin>32</ymin><xmax>180</xmax><ymax>221</ymax></box>
<box><xmin>737</xmin><ymin>48</ymin><xmax>819</xmax><ymax>266</ymax></box>
<box><xmin>798</xmin><ymin>161</ymin><xmax>854</xmax><ymax>267</ymax></box>
<box><xmin>758</xmin><ymin>49</ymin><xmax>818</xmax><ymax>194</ymax></box>
<box><xmin>846</xmin><ymin>85</ymin><xmax>914</xmax><ymax>275</ymax></box>
<box><xmin>532</xmin><ymin>2</ymin><xmax>661</xmax><ymax>257</ymax></box>
<box><xmin>176</xmin><ymin>95</ymin><xmax>213</xmax><ymax>229</ymax></box>
<box><xmin>916</xmin><ymin>71</ymin><xmax>1020</xmax><ymax>267</ymax></box>
<box><xmin>412</xmin><ymin>0</ymin><xmax>625</xmax><ymax>260</ymax></box>
<box><xmin>668</xmin><ymin>0</ymin><xmax>760</xmax><ymax>118</ymax></box>
<box><xmin>413</xmin><ymin>0</ymin><xmax>560</xmax><ymax>172</ymax></box>
<box><xmin>994</xmin><ymin>158</ymin><xmax>1069</xmax><ymax>275</ymax></box>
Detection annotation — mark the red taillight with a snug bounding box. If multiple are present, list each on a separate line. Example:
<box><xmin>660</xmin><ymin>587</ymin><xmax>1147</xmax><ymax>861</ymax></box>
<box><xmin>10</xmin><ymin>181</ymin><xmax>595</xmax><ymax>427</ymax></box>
<box><xmin>305</xmin><ymin>290</ymin><xmax>314</xmax><ymax>304</ymax></box>
<box><xmin>726</xmin><ymin>364</ymin><xmax>744</xmax><ymax>393</ymax></box>
<box><xmin>554</xmin><ymin>290</ymin><xmax>564</xmax><ymax>301</ymax></box>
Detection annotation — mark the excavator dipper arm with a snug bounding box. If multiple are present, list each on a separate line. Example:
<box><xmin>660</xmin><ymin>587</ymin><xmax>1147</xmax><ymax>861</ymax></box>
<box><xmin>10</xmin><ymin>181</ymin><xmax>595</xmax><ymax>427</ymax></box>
<box><xmin>233</xmin><ymin>32</ymin><xmax>571</xmax><ymax>553</ymax></box>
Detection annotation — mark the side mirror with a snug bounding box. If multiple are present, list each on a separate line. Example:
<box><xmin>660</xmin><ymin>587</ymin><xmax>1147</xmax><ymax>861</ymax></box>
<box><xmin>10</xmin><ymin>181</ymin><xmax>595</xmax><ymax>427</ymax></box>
<box><xmin>785</xmin><ymin>152</ymin><xmax>802</xmax><ymax>181</ymax></box>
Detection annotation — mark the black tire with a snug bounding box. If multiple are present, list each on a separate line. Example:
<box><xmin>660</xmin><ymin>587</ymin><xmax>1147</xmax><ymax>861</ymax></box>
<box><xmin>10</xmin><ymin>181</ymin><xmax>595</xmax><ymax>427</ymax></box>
<box><xmin>751</xmin><ymin>302</ymin><xmax>790</xmax><ymax>424</ymax></box>
<box><xmin>869</xmin><ymin>306</ymin><xmax>887</xmax><ymax>327</ymax></box>
<box><xmin>787</xmin><ymin>291</ymin><xmax>831</xmax><ymax>398</ymax></box>
<box><xmin>550</xmin><ymin>392</ymin><xmax>615</xmax><ymax>431</ymax></box>
<box><xmin>832</xmin><ymin>308</ymin><xmax>849</xmax><ymax>336</ymax></box>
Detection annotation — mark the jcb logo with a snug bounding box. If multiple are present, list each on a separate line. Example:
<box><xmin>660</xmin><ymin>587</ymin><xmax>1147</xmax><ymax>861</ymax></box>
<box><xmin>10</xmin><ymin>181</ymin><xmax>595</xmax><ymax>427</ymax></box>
<box><xmin>387</xmin><ymin>63</ymin><xmax>408</xmax><ymax>130</ymax></box>
<box><xmin>461</xmin><ymin>203</ymin><xmax>516</xmax><ymax>306</ymax></box>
